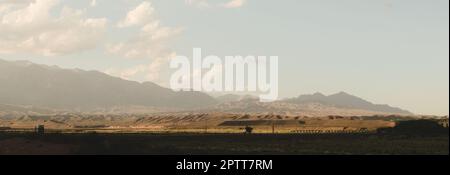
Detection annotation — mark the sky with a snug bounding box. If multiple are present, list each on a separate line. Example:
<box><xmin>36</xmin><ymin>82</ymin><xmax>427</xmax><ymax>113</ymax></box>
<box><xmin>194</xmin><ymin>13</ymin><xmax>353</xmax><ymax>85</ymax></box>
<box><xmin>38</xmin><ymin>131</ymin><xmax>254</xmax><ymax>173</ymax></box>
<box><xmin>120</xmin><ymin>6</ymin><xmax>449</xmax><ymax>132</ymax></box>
<box><xmin>0</xmin><ymin>0</ymin><xmax>448</xmax><ymax>115</ymax></box>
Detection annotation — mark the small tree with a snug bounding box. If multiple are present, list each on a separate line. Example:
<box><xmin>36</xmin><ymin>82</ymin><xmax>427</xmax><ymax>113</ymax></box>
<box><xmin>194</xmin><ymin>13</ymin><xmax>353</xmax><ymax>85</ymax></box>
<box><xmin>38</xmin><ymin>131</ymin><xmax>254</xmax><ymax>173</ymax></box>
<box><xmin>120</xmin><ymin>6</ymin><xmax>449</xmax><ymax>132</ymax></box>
<box><xmin>244</xmin><ymin>126</ymin><xmax>253</xmax><ymax>134</ymax></box>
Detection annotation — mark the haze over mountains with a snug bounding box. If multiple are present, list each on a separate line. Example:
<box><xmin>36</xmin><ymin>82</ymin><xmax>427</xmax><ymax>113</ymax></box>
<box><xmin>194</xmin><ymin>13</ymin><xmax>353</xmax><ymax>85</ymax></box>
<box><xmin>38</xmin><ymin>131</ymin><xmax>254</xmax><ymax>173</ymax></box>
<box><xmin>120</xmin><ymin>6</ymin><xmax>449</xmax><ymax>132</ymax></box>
<box><xmin>0</xmin><ymin>59</ymin><xmax>412</xmax><ymax>116</ymax></box>
<box><xmin>0</xmin><ymin>59</ymin><xmax>216</xmax><ymax>110</ymax></box>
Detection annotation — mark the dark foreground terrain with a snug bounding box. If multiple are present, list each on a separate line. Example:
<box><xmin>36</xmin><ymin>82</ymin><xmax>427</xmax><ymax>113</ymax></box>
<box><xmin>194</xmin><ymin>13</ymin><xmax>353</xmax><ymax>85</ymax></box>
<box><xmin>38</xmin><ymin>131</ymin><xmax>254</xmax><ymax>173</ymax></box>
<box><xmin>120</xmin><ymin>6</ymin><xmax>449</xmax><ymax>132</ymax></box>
<box><xmin>0</xmin><ymin>132</ymin><xmax>448</xmax><ymax>155</ymax></box>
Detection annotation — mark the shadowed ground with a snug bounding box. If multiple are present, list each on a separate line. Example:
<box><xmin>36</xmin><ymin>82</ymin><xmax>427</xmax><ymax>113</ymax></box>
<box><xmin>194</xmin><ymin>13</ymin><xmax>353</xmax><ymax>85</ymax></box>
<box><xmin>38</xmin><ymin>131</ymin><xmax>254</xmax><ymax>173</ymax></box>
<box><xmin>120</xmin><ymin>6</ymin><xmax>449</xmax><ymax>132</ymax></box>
<box><xmin>0</xmin><ymin>133</ymin><xmax>448</xmax><ymax>155</ymax></box>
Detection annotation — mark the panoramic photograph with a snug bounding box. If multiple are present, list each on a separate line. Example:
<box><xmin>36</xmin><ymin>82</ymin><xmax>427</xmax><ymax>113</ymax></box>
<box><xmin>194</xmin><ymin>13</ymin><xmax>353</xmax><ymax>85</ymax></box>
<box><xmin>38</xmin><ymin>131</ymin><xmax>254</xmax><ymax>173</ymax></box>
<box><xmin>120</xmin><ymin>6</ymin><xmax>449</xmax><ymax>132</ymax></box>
<box><xmin>0</xmin><ymin>0</ymin><xmax>448</xmax><ymax>162</ymax></box>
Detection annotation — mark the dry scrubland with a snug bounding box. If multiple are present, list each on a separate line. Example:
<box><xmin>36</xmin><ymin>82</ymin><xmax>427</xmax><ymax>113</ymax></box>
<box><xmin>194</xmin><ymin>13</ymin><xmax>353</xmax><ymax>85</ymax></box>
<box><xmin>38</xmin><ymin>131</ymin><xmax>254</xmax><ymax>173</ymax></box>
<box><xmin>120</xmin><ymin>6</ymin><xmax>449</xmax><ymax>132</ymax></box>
<box><xmin>0</xmin><ymin>113</ymin><xmax>403</xmax><ymax>134</ymax></box>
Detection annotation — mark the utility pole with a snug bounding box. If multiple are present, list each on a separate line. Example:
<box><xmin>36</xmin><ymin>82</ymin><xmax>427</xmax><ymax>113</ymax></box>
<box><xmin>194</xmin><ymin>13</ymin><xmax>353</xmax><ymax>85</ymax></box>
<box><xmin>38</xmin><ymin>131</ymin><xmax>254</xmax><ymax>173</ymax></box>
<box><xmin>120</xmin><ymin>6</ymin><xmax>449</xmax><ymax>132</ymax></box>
<box><xmin>272</xmin><ymin>120</ymin><xmax>275</xmax><ymax>134</ymax></box>
<box><xmin>205</xmin><ymin>118</ymin><xmax>208</xmax><ymax>133</ymax></box>
<box><xmin>204</xmin><ymin>114</ymin><xmax>208</xmax><ymax>133</ymax></box>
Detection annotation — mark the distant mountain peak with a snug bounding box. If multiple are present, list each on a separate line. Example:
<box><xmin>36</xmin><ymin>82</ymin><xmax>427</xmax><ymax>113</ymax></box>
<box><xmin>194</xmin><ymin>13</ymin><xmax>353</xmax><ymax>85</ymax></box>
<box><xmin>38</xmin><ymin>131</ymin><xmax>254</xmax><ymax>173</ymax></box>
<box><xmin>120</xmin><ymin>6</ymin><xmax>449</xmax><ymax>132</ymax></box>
<box><xmin>334</xmin><ymin>91</ymin><xmax>350</xmax><ymax>96</ymax></box>
<box><xmin>312</xmin><ymin>92</ymin><xmax>326</xmax><ymax>97</ymax></box>
<box><xmin>215</xmin><ymin>94</ymin><xmax>259</xmax><ymax>103</ymax></box>
<box><xmin>285</xmin><ymin>92</ymin><xmax>412</xmax><ymax>115</ymax></box>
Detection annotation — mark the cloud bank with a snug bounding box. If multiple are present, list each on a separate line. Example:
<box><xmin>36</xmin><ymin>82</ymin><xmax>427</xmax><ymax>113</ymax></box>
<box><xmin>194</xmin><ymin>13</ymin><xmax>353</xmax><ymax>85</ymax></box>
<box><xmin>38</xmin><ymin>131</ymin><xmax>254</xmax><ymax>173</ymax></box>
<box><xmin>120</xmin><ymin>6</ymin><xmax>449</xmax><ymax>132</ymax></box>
<box><xmin>0</xmin><ymin>0</ymin><xmax>107</xmax><ymax>56</ymax></box>
<box><xmin>106</xmin><ymin>1</ymin><xmax>182</xmax><ymax>83</ymax></box>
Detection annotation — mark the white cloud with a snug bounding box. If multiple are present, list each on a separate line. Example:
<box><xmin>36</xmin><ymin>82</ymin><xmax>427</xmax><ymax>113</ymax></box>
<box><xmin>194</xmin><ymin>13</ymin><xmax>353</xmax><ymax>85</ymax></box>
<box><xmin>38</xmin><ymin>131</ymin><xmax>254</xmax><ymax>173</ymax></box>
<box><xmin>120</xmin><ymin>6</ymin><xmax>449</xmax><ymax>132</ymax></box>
<box><xmin>117</xmin><ymin>1</ymin><xmax>155</xmax><ymax>28</ymax></box>
<box><xmin>104</xmin><ymin>53</ymin><xmax>177</xmax><ymax>83</ymax></box>
<box><xmin>109</xmin><ymin>1</ymin><xmax>182</xmax><ymax>60</ymax></box>
<box><xmin>90</xmin><ymin>0</ymin><xmax>97</xmax><ymax>7</ymax></box>
<box><xmin>222</xmin><ymin>0</ymin><xmax>246</xmax><ymax>8</ymax></box>
<box><xmin>107</xmin><ymin>1</ymin><xmax>182</xmax><ymax>83</ymax></box>
<box><xmin>184</xmin><ymin>0</ymin><xmax>210</xmax><ymax>8</ymax></box>
<box><xmin>107</xmin><ymin>21</ymin><xmax>182</xmax><ymax>59</ymax></box>
<box><xmin>185</xmin><ymin>0</ymin><xmax>247</xmax><ymax>9</ymax></box>
<box><xmin>0</xmin><ymin>0</ymin><xmax>107</xmax><ymax>56</ymax></box>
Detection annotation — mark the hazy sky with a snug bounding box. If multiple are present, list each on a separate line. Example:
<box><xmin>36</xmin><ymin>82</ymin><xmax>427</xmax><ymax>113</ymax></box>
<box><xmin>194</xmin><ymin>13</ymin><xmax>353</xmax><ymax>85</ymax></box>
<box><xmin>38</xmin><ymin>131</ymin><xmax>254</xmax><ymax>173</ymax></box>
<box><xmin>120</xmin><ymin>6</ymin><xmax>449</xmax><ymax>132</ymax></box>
<box><xmin>0</xmin><ymin>0</ymin><xmax>448</xmax><ymax>115</ymax></box>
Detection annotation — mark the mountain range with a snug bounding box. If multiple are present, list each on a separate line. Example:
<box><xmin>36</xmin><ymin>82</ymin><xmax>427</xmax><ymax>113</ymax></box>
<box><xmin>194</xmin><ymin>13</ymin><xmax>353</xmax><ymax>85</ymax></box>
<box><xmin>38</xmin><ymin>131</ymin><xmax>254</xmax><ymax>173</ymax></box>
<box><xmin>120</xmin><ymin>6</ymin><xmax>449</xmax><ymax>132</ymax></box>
<box><xmin>0</xmin><ymin>59</ymin><xmax>217</xmax><ymax>110</ymax></box>
<box><xmin>0</xmin><ymin>59</ymin><xmax>412</xmax><ymax>116</ymax></box>
<box><xmin>283</xmin><ymin>92</ymin><xmax>412</xmax><ymax>114</ymax></box>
